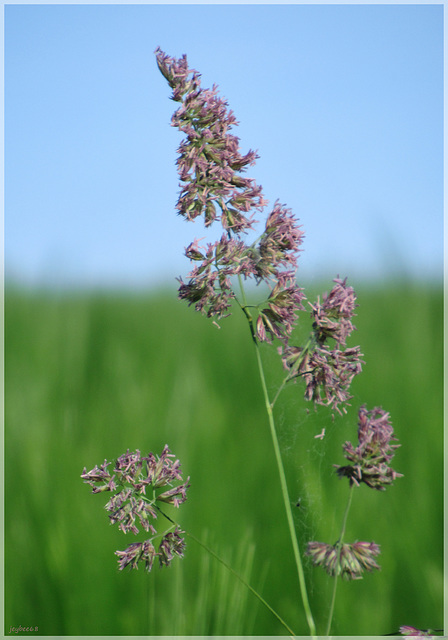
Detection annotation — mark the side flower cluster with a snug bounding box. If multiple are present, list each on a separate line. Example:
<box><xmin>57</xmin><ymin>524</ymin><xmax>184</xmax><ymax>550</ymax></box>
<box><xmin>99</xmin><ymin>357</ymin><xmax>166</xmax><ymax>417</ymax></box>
<box><xmin>335</xmin><ymin>405</ymin><xmax>403</xmax><ymax>490</ymax></box>
<box><xmin>307</xmin><ymin>405</ymin><xmax>402</xmax><ymax>580</ymax></box>
<box><xmin>280</xmin><ymin>278</ymin><xmax>363</xmax><ymax>414</ymax></box>
<box><xmin>306</xmin><ymin>541</ymin><xmax>381</xmax><ymax>580</ymax></box>
<box><xmin>81</xmin><ymin>445</ymin><xmax>190</xmax><ymax>572</ymax></box>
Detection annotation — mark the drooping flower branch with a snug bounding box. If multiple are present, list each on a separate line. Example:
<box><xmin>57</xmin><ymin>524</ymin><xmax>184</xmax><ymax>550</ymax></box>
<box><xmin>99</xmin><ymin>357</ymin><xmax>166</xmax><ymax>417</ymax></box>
<box><xmin>81</xmin><ymin>446</ymin><xmax>189</xmax><ymax>572</ymax></box>
<box><xmin>82</xmin><ymin>444</ymin><xmax>298</xmax><ymax>635</ymax></box>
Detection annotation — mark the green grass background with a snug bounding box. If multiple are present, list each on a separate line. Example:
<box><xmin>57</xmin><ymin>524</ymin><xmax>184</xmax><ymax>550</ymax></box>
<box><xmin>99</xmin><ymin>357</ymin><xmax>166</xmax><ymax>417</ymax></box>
<box><xmin>5</xmin><ymin>279</ymin><xmax>443</xmax><ymax>636</ymax></box>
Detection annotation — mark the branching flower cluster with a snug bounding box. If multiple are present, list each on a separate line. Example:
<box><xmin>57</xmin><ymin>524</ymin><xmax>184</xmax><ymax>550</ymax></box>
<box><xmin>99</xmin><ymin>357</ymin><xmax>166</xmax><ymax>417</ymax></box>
<box><xmin>155</xmin><ymin>47</ymin><xmax>363</xmax><ymax>413</ymax></box>
<box><xmin>81</xmin><ymin>446</ymin><xmax>189</xmax><ymax>572</ymax></box>
<box><xmin>307</xmin><ymin>406</ymin><xmax>402</xmax><ymax>580</ymax></box>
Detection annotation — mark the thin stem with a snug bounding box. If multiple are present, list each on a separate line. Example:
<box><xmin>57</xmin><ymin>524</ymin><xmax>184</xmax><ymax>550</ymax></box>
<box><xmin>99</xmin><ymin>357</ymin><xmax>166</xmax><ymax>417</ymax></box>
<box><xmin>270</xmin><ymin>374</ymin><xmax>290</xmax><ymax>409</ymax></box>
<box><xmin>254</xmin><ymin>343</ymin><xmax>316</xmax><ymax>637</ymax></box>
<box><xmin>146</xmin><ymin>565</ymin><xmax>152</xmax><ymax>634</ymax></box>
<box><xmin>236</xmin><ymin>275</ymin><xmax>256</xmax><ymax>342</ymax></box>
<box><xmin>325</xmin><ymin>483</ymin><xmax>355</xmax><ymax>635</ymax></box>
<box><xmin>237</xmin><ymin>276</ymin><xmax>316</xmax><ymax>638</ymax></box>
<box><xmin>156</xmin><ymin>507</ymin><xmax>296</xmax><ymax>637</ymax></box>
<box><xmin>270</xmin><ymin>334</ymin><xmax>316</xmax><ymax>409</ymax></box>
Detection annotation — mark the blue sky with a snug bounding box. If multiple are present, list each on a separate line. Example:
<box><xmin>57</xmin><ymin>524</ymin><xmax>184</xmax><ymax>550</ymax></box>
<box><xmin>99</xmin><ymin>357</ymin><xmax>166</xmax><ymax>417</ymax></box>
<box><xmin>5</xmin><ymin>3</ymin><xmax>443</xmax><ymax>289</ymax></box>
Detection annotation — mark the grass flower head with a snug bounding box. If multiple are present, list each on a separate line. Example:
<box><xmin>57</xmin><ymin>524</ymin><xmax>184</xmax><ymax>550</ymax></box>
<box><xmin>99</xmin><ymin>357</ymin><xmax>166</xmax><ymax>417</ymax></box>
<box><xmin>335</xmin><ymin>405</ymin><xmax>402</xmax><ymax>489</ymax></box>
<box><xmin>306</xmin><ymin>540</ymin><xmax>381</xmax><ymax>580</ymax></box>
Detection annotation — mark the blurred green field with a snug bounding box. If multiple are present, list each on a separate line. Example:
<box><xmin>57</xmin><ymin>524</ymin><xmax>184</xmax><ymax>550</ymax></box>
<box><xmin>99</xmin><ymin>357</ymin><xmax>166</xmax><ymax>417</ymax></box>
<box><xmin>5</xmin><ymin>280</ymin><xmax>443</xmax><ymax>636</ymax></box>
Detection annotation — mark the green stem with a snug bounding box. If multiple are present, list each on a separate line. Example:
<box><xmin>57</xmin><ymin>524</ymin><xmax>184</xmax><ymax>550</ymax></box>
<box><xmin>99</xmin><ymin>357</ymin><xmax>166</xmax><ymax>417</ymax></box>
<box><xmin>254</xmin><ymin>343</ymin><xmax>316</xmax><ymax>637</ymax></box>
<box><xmin>237</xmin><ymin>276</ymin><xmax>316</xmax><ymax>637</ymax></box>
<box><xmin>270</xmin><ymin>334</ymin><xmax>316</xmax><ymax>409</ymax></box>
<box><xmin>270</xmin><ymin>374</ymin><xmax>290</xmax><ymax>409</ymax></box>
<box><xmin>325</xmin><ymin>483</ymin><xmax>355</xmax><ymax>635</ymax></box>
<box><xmin>157</xmin><ymin>507</ymin><xmax>296</xmax><ymax>637</ymax></box>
